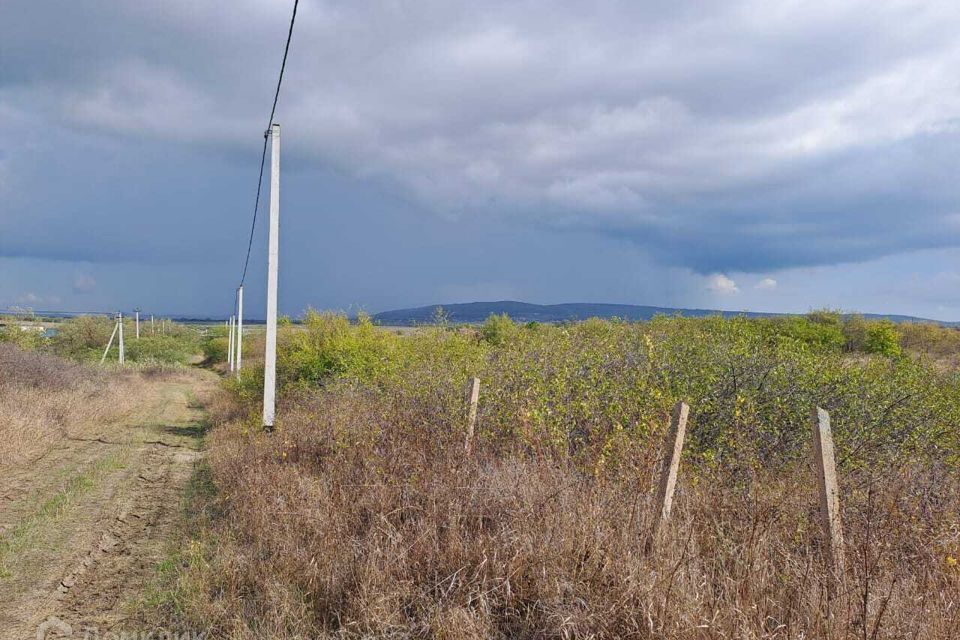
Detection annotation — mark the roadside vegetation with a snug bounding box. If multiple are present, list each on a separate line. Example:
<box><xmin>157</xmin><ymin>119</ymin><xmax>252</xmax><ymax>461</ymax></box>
<box><xmin>0</xmin><ymin>315</ymin><xmax>203</xmax><ymax>366</ymax></box>
<box><xmin>0</xmin><ymin>316</ymin><xmax>205</xmax><ymax>466</ymax></box>
<box><xmin>160</xmin><ymin>310</ymin><xmax>960</xmax><ymax>638</ymax></box>
<box><xmin>0</xmin><ymin>345</ymin><xmax>138</xmax><ymax>466</ymax></box>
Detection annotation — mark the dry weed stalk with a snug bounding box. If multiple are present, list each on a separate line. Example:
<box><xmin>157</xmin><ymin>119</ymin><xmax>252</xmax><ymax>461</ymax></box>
<box><xmin>173</xmin><ymin>385</ymin><xmax>960</xmax><ymax>639</ymax></box>
<box><xmin>0</xmin><ymin>344</ymin><xmax>144</xmax><ymax>465</ymax></box>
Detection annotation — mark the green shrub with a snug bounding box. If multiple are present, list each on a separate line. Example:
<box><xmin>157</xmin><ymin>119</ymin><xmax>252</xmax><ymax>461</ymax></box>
<box><xmin>842</xmin><ymin>314</ymin><xmax>868</xmax><ymax>351</ymax></box>
<box><xmin>480</xmin><ymin>313</ymin><xmax>518</xmax><ymax>346</ymax></box>
<box><xmin>124</xmin><ymin>334</ymin><xmax>196</xmax><ymax>364</ymax></box>
<box><xmin>202</xmin><ymin>325</ymin><xmax>230</xmax><ymax>363</ymax></box>
<box><xmin>48</xmin><ymin>316</ymin><xmax>116</xmax><ymax>362</ymax></box>
<box><xmin>864</xmin><ymin>320</ymin><xmax>902</xmax><ymax>357</ymax></box>
<box><xmin>0</xmin><ymin>326</ymin><xmax>47</xmax><ymax>351</ymax></box>
<box><xmin>278</xmin><ymin>311</ymin><xmax>403</xmax><ymax>389</ymax></box>
<box><xmin>769</xmin><ymin>312</ymin><xmax>845</xmax><ymax>351</ymax></box>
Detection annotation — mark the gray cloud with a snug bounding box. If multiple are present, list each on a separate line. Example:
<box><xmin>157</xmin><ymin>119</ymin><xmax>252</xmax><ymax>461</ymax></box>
<box><xmin>3</xmin><ymin>1</ymin><xmax>960</xmax><ymax>315</ymax></box>
<box><xmin>72</xmin><ymin>273</ymin><xmax>96</xmax><ymax>294</ymax></box>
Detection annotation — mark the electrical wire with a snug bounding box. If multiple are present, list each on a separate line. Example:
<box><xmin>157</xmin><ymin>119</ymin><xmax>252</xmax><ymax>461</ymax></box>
<box><xmin>239</xmin><ymin>0</ymin><xmax>300</xmax><ymax>288</ymax></box>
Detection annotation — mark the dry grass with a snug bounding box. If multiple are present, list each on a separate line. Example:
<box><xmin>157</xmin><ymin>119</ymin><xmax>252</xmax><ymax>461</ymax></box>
<box><xmin>899</xmin><ymin>322</ymin><xmax>960</xmax><ymax>370</ymax></box>
<box><xmin>0</xmin><ymin>344</ymin><xmax>144</xmax><ymax>466</ymax></box>
<box><xmin>170</xmin><ymin>385</ymin><xmax>960</xmax><ymax>639</ymax></box>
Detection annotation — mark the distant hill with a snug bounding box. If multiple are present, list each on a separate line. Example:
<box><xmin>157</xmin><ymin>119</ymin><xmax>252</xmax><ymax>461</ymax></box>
<box><xmin>371</xmin><ymin>301</ymin><xmax>957</xmax><ymax>327</ymax></box>
<box><xmin>5</xmin><ymin>304</ymin><xmax>952</xmax><ymax>326</ymax></box>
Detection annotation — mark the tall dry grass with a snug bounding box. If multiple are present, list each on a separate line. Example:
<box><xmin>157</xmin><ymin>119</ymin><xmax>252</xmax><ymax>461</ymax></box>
<box><xmin>0</xmin><ymin>344</ymin><xmax>141</xmax><ymax>466</ymax></box>
<box><xmin>172</xmin><ymin>384</ymin><xmax>960</xmax><ymax>639</ymax></box>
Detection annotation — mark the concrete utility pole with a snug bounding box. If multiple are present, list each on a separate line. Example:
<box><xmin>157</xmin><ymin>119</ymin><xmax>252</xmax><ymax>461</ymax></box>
<box><xmin>236</xmin><ymin>285</ymin><xmax>244</xmax><ymax>376</ymax></box>
<box><xmin>228</xmin><ymin>315</ymin><xmax>235</xmax><ymax>371</ymax></box>
<box><xmin>263</xmin><ymin>123</ymin><xmax>281</xmax><ymax>430</ymax></box>
<box><xmin>151</xmin><ymin>314</ymin><xmax>155</xmax><ymax>335</ymax></box>
<box><xmin>118</xmin><ymin>312</ymin><xmax>125</xmax><ymax>365</ymax></box>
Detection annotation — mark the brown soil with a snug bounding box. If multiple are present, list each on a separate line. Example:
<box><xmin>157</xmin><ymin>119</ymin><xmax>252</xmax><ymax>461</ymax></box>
<box><xmin>0</xmin><ymin>368</ymin><xmax>216</xmax><ymax>640</ymax></box>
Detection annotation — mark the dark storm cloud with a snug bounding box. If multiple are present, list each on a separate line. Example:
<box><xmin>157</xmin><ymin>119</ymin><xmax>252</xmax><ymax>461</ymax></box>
<box><xmin>3</xmin><ymin>0</ymin><xmax>960</xmax><ymax>315</ymax></box>
<box><xmin>589</xmin><ymin>131</ymin><xmax>960</xmax><ymax>272</ymax></box>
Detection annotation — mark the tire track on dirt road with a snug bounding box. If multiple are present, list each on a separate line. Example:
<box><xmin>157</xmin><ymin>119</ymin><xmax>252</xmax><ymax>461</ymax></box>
<box><xmin>0</xmin><ymin>368</ymin><xmax>217</xmax><ymax>639</ymax></box>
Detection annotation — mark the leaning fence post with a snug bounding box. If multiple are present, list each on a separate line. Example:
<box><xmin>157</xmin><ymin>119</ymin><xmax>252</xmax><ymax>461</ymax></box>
<box><xmin>100</xmin><ymin>317</ymin><xmax>120</xmax><ymax>365</ymax></box>
<box><xmin>646</xmin><ymin>400</ymin><xmax>689</xmax><ymax>553</ymax></box>
<box><xmin>464</xmin><ymin>377</ymin><xmax>481</xmax><ymax>454</ymax></box>
<box><xmin>811</xmin><ymin>406</ymin><xmax>845</xmax><ymax>589</ymax></box>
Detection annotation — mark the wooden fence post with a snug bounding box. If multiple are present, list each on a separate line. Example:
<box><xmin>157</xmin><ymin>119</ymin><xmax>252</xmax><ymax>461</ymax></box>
<box><xmin>811</xmin><ymin>406</ymin><xmax>845</xmax><ymax>588</ymax></box>
<box><xmin>646</xmin><ymin>400</ymin><xmax>689</xmax><ymax>552</ymax></box>
<box><xmin>464</xmin><ymin>377</ymin><xmax>481</xmax><ymax>454</ymax></box>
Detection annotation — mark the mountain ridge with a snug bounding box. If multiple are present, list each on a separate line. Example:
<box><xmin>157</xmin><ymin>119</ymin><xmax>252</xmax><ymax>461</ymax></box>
<box><xmin>371</xmin><ymin>300</ymin><xmax>957</xmax><ymax>327</ymax></box>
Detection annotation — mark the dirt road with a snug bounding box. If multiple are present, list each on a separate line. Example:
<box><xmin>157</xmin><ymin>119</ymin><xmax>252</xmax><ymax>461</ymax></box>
<box><xmin>0</xmin><ymin>368</ymin><xmax>217</xmax><ymax>639</ymax></box>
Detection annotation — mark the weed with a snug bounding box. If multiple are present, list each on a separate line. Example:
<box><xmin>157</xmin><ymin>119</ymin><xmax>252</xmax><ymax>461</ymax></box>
<box><xmin>169</xmin><ymin>314</ymin><xmax>960</xmax><ymax>638</ymax></box>
<box><xmin>0</xmin><ymin>452</ymin><xmax>127</xmax><ymax>578</ymax></box>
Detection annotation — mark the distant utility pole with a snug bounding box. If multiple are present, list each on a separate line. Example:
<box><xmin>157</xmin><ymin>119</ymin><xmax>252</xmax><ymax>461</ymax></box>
<box><xmin>228</xmin><ymin>314</ymin><xmax>235</xmax><ymax>371</ymax></box>
<box><xmin>118</xmin><ymin>312</ymin><xmax>125</xmax><ymax>365</ymax></box>
<box><xmin>150</xmin><ymin>314</ymin><xmax>155</xmax><ymax>335</ymax></box>
<box><xmin>134</xmin><ymin>308</ymin><xmax>141</xmax><ymax>339</ymax></box>
<box><xmin>236</xmin><ymin>285</ymin><xmax>244</xmax><ymax>377</ymax></box>
<box><xmin>263</xmin><ymin>123</ymin><xmax>281</xmax><ymax>430</ymax></box>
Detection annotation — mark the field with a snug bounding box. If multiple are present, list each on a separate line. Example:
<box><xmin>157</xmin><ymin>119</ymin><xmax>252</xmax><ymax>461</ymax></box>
<box><xmin>2</xmin><ymin>311</ymin><xmax>959</xmax><ymax>638</ymax></box>
<box><xmin>162</xmin><ymin>311</ymin><xmax>960</xmax><ymax>638</ymax></box>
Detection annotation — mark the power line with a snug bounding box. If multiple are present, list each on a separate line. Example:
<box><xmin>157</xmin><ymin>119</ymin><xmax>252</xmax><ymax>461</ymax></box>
<box><xmin>239</xmin><ymin>139</ymin><xmax>269</xmax><ymax>287</ymax></box>
<box><xmin>239</xmin><ymin>0</ymin><xmax>300</xmax><ymax>288</ymax></box>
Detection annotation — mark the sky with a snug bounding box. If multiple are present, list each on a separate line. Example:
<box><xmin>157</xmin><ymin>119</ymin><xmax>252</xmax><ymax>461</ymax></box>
<box><xmin>3</xmin><ymin>0</ymin><xmax>960</xmax><ymax>320</ymax></box>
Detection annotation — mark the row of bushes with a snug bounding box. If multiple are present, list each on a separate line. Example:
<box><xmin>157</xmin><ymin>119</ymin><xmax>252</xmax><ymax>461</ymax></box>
<box><xmin>482</xmin><ymin>310</ymin><xmax>923</xmax><ymax>359</ymax></box>
<box><xmin>0</xmin><ymin>316</ymin><xmax>202</xmax><ymax>365</ymax></box>
<box><xmin>226</xmin><ymin>311</ymin><xmax>960</xmax><ymax>470</ymax></box>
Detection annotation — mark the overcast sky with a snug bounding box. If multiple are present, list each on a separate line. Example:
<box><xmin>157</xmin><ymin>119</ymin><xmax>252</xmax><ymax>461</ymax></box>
<box><xmin>3</xmin><ymin>0</ymin><xmax>960</xmax><ymax>320</ymax></box>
